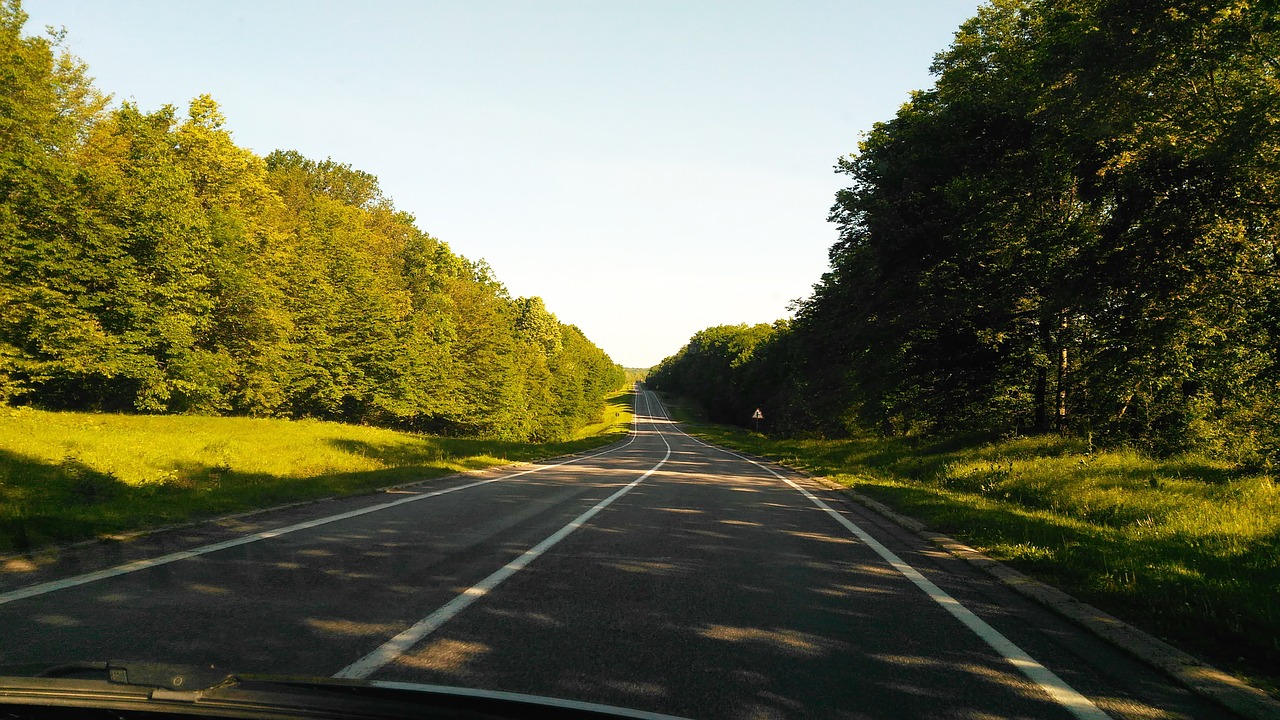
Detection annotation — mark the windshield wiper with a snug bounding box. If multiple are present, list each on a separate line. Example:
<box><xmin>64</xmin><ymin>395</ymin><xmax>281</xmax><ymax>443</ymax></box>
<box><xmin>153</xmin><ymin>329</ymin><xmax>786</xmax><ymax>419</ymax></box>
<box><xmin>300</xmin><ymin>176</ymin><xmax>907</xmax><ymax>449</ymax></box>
<box><xmin>36</xmin><ymin>660</ymin><xmax>235</xmax><ymax>691</ymax></box>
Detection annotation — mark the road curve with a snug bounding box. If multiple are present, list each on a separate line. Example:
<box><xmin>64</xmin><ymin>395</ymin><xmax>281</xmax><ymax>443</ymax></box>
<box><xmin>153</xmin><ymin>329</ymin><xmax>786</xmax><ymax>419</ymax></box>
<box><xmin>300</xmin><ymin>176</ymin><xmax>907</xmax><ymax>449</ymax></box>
<box><xmin>0</xmin><ymin>387</ymin><xmax>1235</xmax><ymax>719</ymax></box>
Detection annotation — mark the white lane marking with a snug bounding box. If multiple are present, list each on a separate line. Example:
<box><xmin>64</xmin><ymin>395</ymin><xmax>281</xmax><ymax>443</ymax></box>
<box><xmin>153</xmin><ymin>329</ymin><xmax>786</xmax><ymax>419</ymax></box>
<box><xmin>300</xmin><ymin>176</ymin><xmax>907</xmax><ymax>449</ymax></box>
<box><xmin>334</xmin><ymin>387</ymin><xmax>672</xmax><ymax>680</ymax></box>
<box><xmin>646</xmin><ymin>393</ymin><xmax>1111</xmax><ymax>720</ymax></box>
<box><xmin>0</xmin><ymin>410</ymin><xmax>642</xmax><ymax>607</ymax></box>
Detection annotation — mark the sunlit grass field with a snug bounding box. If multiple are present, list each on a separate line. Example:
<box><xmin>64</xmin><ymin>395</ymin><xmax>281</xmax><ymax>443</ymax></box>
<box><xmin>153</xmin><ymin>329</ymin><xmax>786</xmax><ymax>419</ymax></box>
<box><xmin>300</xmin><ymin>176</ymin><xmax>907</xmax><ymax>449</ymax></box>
<box><xmin>658</xmin><ymin>396</ymin><xmax>1280</xmax><ymax>689</ymax></box>
<box><xmin>0</xmin><ymin>389</ymin><xmax>635</xmax><ymax>553</ymax></box>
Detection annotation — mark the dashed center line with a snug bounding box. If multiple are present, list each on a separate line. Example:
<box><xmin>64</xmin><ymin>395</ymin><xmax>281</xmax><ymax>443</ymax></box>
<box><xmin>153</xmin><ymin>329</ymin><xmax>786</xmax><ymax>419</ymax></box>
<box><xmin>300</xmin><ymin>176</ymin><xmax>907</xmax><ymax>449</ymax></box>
<box><xmin>334</xmin><ymin>387</ymin><xmax>672</xmax><ymax>679</ymax></box>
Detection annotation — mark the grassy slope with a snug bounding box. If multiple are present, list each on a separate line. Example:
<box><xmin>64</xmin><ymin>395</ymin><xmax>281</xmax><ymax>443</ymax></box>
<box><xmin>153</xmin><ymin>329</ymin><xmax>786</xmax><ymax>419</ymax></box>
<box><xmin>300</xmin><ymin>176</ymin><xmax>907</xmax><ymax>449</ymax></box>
<box><xmin>657</xmin><ymin>395</ymin><xmax>1280</xmax><ymax>691</ymax></box>
<box><xmin>0</xmin><ymin>389</ymin><xmax>635</xmax><ymax>553</ymax></box>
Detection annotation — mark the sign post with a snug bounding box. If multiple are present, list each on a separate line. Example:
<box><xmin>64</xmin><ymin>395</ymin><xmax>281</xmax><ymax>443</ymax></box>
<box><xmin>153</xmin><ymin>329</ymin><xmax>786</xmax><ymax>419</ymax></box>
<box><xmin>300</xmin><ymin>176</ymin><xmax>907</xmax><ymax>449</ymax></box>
<box><xmin>751</xmin><ymin>408</ymin><xmax>763</xmax><ymax>433</ymax></box>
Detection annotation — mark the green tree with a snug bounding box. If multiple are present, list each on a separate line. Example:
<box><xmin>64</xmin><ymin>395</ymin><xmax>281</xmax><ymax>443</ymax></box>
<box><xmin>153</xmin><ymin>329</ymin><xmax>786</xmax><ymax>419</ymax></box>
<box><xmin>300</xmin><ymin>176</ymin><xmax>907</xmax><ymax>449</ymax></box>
<box><xmin>0</xmin><ymin>1</ymin><xmax>624</xmax><ymax>440</ymax></box>
<box><xmin>649</xmin><ymin>324</ymin><xmax>775</xmax><ymax>425</ymax></box>
<box><xmin>0</xmin><ymin>0</ymin><xmax>113</xmax><ymax>404</ymax></box>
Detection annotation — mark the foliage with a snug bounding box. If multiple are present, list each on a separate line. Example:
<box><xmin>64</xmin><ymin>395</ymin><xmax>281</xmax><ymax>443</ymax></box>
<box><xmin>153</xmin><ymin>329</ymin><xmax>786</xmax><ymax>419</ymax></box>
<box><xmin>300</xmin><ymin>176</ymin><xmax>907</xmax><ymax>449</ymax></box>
<box><xmin>651</xmin><ymin>0</ymin><xmax>1280</xmax><ymax>460</ymax></box>
<box><xmin>648</xmin><ymin>323</ymin><xmax>776</xmax><ymax>424</ymax></box>
<box><xmin>645</xmin><ymin>0</ymin><xmax>1280</xmax><ymax>686</ymax></box>
<box><xmin>0</xmin><ymin>0</ymin><xmax>623</xmax><ymax>439</ymax></box>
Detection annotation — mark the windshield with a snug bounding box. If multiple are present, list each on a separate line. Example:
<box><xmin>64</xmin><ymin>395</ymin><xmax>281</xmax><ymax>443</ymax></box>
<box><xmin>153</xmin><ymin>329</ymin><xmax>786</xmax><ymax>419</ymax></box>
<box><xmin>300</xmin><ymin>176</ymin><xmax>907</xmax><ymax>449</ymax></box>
<box><xmin>2</xmin><ymin>1</ymin><xmax>1278</xmax><ymax>719</ymax></box>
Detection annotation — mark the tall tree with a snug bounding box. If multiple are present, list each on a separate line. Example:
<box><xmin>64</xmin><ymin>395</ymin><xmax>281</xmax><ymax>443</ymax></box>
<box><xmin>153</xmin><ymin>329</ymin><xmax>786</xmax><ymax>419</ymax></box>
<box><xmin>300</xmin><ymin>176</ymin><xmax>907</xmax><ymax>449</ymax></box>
<box><xmin>0</xmin><ymin>1</ymin><xmax>624</xmax><ymax>440</ymax></box>
<box><xmin>661</xmin><ymin>0</ymin><xmax>1280</xmax><ymax>460</ymax></box>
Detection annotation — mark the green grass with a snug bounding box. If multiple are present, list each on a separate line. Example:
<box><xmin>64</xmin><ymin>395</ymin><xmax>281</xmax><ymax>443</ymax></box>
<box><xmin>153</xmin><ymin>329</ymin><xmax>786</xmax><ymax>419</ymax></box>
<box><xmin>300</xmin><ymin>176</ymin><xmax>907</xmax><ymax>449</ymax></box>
<box><xmin>570</xmin><ymin>393</ymin><xmax>632</xmax><ymax>440</ymax></box>
<box><xmin>0</xmin><ymin>389</ymin><xmax>635</xmax><ymax>554</ymax></box>
<box><xmin>658</xmin><ymin>395</ymin><xmax>1280</xmax><ymax>691</ymax></box>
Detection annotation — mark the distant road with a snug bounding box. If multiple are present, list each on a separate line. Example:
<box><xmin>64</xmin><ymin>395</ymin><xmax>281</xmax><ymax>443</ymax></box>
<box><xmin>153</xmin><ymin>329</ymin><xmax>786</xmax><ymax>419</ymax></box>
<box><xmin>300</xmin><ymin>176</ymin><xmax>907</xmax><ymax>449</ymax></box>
<box><xmin>0</xmin><ymin>387</ymin><xmax>1233</xmax><ymax>719</ymax></box>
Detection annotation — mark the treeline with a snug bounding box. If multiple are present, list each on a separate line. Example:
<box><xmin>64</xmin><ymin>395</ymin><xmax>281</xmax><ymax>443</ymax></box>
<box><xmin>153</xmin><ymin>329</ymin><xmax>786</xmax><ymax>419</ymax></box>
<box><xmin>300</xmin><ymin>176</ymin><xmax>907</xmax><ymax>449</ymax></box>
<box><xmin>0</xmin><ymin>1</ymin><xmax>622</xmax><ymax>440</ymax></box>
<box><xmin>651</xmin><ymin>0</ymin><xmax>1280</xmax><ymax>459</ymax></box>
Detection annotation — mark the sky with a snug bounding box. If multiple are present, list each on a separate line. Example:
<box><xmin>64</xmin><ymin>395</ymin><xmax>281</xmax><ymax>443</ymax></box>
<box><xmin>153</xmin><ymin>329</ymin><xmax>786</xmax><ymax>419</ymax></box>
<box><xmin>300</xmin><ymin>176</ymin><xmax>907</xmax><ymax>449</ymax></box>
<box><xmin>23</xmin><ymin>0</ymin><xmax>985</xmax><ymax>368</ymax></box>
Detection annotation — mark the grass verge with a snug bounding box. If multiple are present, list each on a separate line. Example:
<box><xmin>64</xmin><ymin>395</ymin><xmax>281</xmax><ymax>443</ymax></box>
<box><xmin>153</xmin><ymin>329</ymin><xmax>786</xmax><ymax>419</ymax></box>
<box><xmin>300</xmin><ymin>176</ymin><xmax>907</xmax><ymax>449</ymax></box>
<box><xmin>657</xmin><ymin>394</ymin><xmax>1280</xmax><ymax>693</ymax></box>
<box><xmin>0</xmin><ymin>389</ymin><xmax>635</xmax><ymax>554</ymax></box>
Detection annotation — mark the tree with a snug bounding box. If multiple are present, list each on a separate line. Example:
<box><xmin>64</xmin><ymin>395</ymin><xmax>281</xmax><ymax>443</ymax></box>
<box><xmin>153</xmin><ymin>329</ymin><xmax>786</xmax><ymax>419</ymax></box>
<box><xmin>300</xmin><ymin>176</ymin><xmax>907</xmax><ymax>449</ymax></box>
<box><xmin>0</xmin><ymin>1</ymin><xmax>624</xmax><ymax>438</ymax></box>
<box><xmin>661</xmin><ymin>0</ymin><xmax>1280</xmax><ymax>461</ymax></box>
<box><xmin>648</xmin><ymin>324</ymin><xmax>775</xmax><ymax>425</ymax></box>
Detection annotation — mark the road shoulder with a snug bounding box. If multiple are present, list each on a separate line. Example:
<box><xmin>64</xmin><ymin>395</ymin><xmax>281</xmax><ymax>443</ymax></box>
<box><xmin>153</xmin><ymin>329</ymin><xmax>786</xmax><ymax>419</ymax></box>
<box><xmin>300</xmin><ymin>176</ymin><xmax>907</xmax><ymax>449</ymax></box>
<box><xmin>782</xmin><ymin>459</ymin><xmax>1280</xmax><ymax>720</ymax></box>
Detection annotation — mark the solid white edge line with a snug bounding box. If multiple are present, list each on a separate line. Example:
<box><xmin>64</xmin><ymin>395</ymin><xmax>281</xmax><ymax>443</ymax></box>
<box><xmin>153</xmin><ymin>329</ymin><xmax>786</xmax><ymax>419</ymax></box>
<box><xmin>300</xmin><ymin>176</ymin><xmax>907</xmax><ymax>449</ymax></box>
<box><xmin>646</xmin><ymin>391</ymin><xmax>1111</xmax><ymax>720</ymax></box>
<box><xmin>0</xmin><ymin>397</ymin><xmax>643</xmax><ymax>607</ymax></box>
<box><xmin>333</xmin><ymin>387</ymin><xmax>672</xmax><ymax>680</ymax></box>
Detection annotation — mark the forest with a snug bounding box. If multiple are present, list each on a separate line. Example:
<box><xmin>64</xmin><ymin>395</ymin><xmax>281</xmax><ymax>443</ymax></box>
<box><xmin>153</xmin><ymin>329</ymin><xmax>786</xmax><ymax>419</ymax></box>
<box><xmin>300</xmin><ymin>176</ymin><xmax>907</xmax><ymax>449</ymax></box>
<box><xmin>651</xmin><ymin>0</ymin><xmax>1280</xmax><ymax>462</ymax></box>
<box><xmin>0</xmin><ymin>0</ymin><xmax>623</xmax><ymax>441</ymax></box>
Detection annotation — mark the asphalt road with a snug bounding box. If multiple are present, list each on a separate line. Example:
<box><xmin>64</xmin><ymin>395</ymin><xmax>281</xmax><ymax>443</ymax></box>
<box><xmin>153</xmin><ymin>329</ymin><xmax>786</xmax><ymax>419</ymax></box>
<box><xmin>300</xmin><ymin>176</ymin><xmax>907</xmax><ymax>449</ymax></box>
<box><xmin>0</xmin><ymin>387</ymin><xmax>1237</xmax><ymax>719</ymax></box>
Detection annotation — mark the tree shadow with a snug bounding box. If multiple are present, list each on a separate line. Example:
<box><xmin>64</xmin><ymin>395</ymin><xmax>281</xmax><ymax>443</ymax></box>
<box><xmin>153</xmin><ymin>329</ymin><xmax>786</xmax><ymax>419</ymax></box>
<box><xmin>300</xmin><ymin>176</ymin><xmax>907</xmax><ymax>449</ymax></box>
<box><xmin>851</xmin><ymin>478</ymin><xmax>1280</xmax><ymax>684</ymax></box>
<box><xmin>0</xmin><ymin>450</ymin><xmax>134</xmax><ymax>553</ymax></box>
<box><xmin>0</xmin><ymin>448</ymin><xmax>453</xmax><ymax>555</ymax></box>
<box><xmin>0</xmin><ymin>395</ymin><xmax>635</xmax><ymax>556</ymax></box>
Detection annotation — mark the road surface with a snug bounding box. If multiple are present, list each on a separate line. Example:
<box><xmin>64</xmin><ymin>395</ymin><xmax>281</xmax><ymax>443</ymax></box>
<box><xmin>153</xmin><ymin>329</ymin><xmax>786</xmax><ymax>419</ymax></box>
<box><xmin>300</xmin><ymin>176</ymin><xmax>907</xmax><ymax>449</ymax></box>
<box><xmin>0</xmin><ymin>387</ymin><xmax>1235</xmax><ymax>719</ymax></box>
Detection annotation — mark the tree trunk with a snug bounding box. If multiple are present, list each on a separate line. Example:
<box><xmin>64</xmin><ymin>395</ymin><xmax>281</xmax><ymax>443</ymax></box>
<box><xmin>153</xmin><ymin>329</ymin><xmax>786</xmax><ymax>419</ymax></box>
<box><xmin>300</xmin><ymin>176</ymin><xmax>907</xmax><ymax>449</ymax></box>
<box><xmin>1056</xmin><ymin>313</ymin><xmax>1069</xmax><ymax>433</ymax></box>
<box><xmin>1034</xmin><ymin>365</ymin><xmax>1048</xmax><ymax>433</ymax></box>
<box><xmin>1035</xmin><ymin>311</ymin><xmax>1051</xmax><ymax>433</ymax></box>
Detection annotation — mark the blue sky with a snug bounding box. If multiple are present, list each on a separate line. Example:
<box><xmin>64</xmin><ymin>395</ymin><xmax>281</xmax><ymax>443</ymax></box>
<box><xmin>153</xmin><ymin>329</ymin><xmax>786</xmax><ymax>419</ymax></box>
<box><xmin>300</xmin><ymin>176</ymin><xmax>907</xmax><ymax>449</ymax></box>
<box><xmin>25</xmin><ymin>1</ymin><xmax>985</xmax><ymax>368</ymax></box>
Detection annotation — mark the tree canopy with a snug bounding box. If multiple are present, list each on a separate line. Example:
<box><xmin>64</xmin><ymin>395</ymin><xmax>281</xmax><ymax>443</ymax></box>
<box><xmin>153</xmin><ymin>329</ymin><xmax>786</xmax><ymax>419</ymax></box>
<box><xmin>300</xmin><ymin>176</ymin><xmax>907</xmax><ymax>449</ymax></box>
<box><xmin>651</xmin><ymin>0</ymin><xmax>1280</xmax><ymax>460</ymax></box>
<box><xmin>0</xmin><ymin>0</ymin><xmax>622</xmax><ymax>440</ymax></box>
